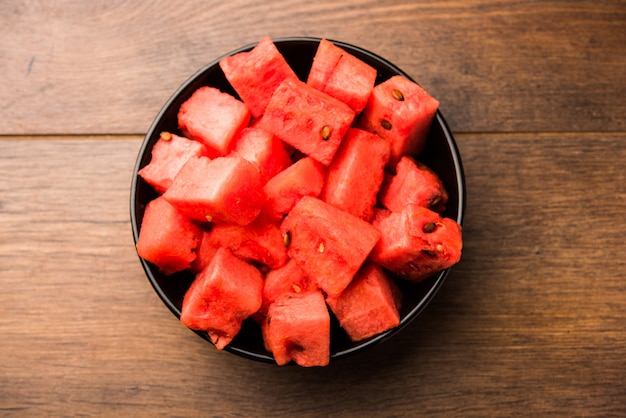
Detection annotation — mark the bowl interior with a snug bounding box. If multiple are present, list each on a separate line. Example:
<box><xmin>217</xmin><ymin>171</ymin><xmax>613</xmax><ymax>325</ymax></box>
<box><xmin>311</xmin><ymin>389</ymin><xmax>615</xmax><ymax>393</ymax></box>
<box><xmin>131</xmin><ymin>37</ymin><xmax>465</xmax><ymax>363</ymax></box>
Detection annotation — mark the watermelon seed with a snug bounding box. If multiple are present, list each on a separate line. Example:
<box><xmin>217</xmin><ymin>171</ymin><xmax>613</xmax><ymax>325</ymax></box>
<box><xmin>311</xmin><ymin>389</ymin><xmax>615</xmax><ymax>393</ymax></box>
<box><xmin>317</xmin><ymin>242</ymin><xmax>325</xmax><ymax>253</ymax></box>
<box><xmin>421</xmin><ymin>249</ymin><xmax>437</xmax><ymax>257</ymax></box>
<box><xmin>283</xmin><ymin>231</ymin><xmax>292</xmax><ymax>247</ymax></box>
<box><xmin>160</xmin><ymin>131</ymin><xmax>172</xmax><ymax>141</ymax></box>
<box><xmin>392</xmin><ymin>89</ymin><xmax>405</xmax><ymax>101</ymax></box>
<box><xmin>320</xmin><ymin>125</ymin><xmax>331</xmax><ymax>141</ymax></box>
<box><xmin>423</xmin><ymin>222</ymin><xmax>437</xmax><ymax>233</ymax></box>
<box><xmin>436</xmin><ymin>244</ymin><xmax>444</xmax><ymax>253</ymax></box>
<box><xmin>205</xmin><ymin>215</ymin><xmax>213</xmax><ymax>222</ymax></box>
<box><xmin>430</xmin><ymin>196</ymin><xmax>442</xmax><ymax>208</ymax></box>
<box><xmin>381</xmin><ymin>119</ymin><xmax>392</xmax><ymax>130</ymax></box>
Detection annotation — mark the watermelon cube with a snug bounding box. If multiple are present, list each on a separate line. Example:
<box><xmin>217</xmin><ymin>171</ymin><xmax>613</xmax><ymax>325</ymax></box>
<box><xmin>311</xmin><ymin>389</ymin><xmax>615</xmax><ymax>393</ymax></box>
<box><xmin>178</xmin><ymin>86</ymin><xmax>251</xmax><ymax>157</ymax></box>
<box><xmin>190</xmin><ymin>229</ymin><xmax>219</xmax><ymax>274</ymax></box>
<box><xmin>326</xmin><ymin>263</ymin><xmax>402</xmax><ymax>342</ymax></box>
<box><xmin>263</xmin><ymin>291</ymin><xmax>330</xmax><ymax>366</ymax></box>
<box><xmin>208</xmin><ymin>216</ymin><xmax>288</xmax><ymax>270</ymax></box>
<box><xmin>138</xmin><ymin>131</ymin><xmax>208</xmax><ymax>194</ymax></box>
<box><xmin>261</xmin><ymin>156</ymin><xmax>326</xmax><ymax>221</ymax></box>
<box><xmin>260</xmin><ymin>258</ymin><xmax>316</xmax><ymax>316</ymax></box>
<box><xmin>379</xmin><ymin>156</ymin><xmax>449</xmax><ymax>213</ymax></box>
<box><xmin>163</xmin><ymin>155</ymin><xmax>265</xmax><ymax>226</ymax></box>
<box><xmin>306</xmin><ymin>38</ymin><xmax>343</xmax><ymax>91</ymax></box>
<box><xmin>321</xmin><ymin>128</ymin><xmax>390</xmax><ymax>221</ymax></box>
<box><xmin>307</xmin><ymin>38</ymin><xmax>377</xmax><ymax>114</ymax></box>
<box><xmin>219</xmin><ymin>36</ymin><xmax>298</xmax><ymax>118</ymax></box>
<box><xmin>180</xmin><ymin>247</ymin><xmax>263</xmax><ymax>350</ymax></box>
<box><xmin>136</xmin><ymin>196</ymin><xmax>203</xmax><ymax>275</ymax></box>
<box><xmin>359</xmin><ymin>75</ymin><xmax>439</xmax><ymax>166</ymax></box>
<box><xmin>233</xmin><ymin>126</ymin><xmax>292</xmax><ymax>183</ymax></box>
<box><xmin>281</xmin><ymin>196</ymin><xmax>381</xmax><ymax>297</ymax></box>
<box><xmin>260</xmin><ymin>78</ymin><xmax>356</xmax><ymax>166</ymax></box>
<box><xmin>370</xmin><ymin>204</ymin><xmax>462</xmax><ymax>282</ymax></box>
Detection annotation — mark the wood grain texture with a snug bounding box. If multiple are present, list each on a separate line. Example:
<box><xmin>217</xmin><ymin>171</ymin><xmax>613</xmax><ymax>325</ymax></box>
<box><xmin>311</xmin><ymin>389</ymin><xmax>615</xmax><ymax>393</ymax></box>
<box><xmin>2</xmin><ymin>1</ymin><xmax>625</xmax><ymax>415</ymax></box>
<box><xmin>1</xmin><ymin>0</ymin><xmax>625</xmax><ymax>135</ymax></box>
<box><xmin>1</xmin><ymin>136</ymin><xmax>625</xmax><ymax>416</ymax></box>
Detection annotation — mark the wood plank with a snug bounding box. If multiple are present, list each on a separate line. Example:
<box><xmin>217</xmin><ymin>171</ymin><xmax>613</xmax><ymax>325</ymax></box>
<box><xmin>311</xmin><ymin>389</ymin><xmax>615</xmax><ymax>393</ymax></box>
<box><xmin>1</xmin><ymin>135</ymin><xmax>625</xmax><ymax>416</ymax></box>
<box><xmin>1</xmin><ymin>1</ymin><xmax>625</xmax><ymax>135</ymax></box>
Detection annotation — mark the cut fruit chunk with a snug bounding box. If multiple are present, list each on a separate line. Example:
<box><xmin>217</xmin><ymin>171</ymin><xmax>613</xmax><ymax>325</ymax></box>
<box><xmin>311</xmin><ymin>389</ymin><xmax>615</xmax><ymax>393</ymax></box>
<box><xmin>260</xmin><ymin>258</ymin><xmax>316</xmax><ymax>316</ymax></box>
<box><xmin>262</xmin><ymin>156</ymin><xmax>326</xmax><ymax>222</ymax></box>
<box><xmin>359</xmin><ymin>75</ymin><xmax>439</xmax><ymax>166</ymax></box>
<box><xmin>307</xmin><ymin>38</ymin><xmax>377</xmax><ymax>114</ymax></box>
<box><xmin>281</xmin><ymin>196</ymin><xmax>381</xmax><ymax>297</ymax></box>
<box><xmin>326</xmin><ymin>263</ymin><xmax>402</xmax><ymax>342</ymax></box>
<box><xmin>181</xmin><ymin>247</ymin><xmax>263</xmax><ymax>350</ymax></box>
<box><xmin>219</xmin><ymin>36</ymin><xmax>298</xmax><ymax>118</ymax></box>
<box><xmin>263</xmin><ymin>291</ymin><xmax>330</xmax><ymax>366</ymax></box>
<box><xmin>190</xmin><ymin>229</ymin><xmax>220</xmax><ymax>274</ymax></box>
<box><xmin>136</xmin><ymin>196</ymin><xmax>203</xmax><ymax>275</ymax></box>
<box><xmin>260</xmin><ymin>78</ymin><xmax>356</xmax><ymax>166</ymax></box>
<box><xmin>178</xmin><ymin>86</ymin><xmax>251</xmax><ymax>157</ymax></box>
<box><xmin>379</xmin><ymin>156</ymin><xmax>449</xmax><ymax>213</ymax></box>
<box><xmin>163</xmin><ymin>155</ymin><xmax>265</xmax><ymax>226</ymax></box>
<box><xmin>370</xmin><ymin>205</ymin><xmax>462</xmax><ymax>282</ymax></box>
<box><xmin>321</xmin><ymin>128</ymin><xmax>390</xmax><ymax>221</ymax></box>
<box><xmin>233</xmin><ymin>127</ymin><xmax>292</xmax><ymax>184</ymax></box>
<box><xmin>323</xmin><ymin>54</ymin><xmax>376</xmax><ymax>114</ymax></box>
<box><xmin>208</xmin><ymin>217</ymin><xmax>288</xmax><ymax>270</ymax></box>
<box><xmin>138</xmin><ymin>132</ymin><xmax>208</xmax><ymax>194</ymax></box>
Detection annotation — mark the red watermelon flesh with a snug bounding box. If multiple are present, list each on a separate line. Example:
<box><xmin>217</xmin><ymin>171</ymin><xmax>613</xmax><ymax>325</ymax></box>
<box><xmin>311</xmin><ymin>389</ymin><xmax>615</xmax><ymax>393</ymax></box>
<box><xmin>370</xmin><ymin>204</ymin><xmax>462</xmax><ymax>282</ymax></box>
<box><xmin>180</xmin><ymin>247</ymin><xmax>263</xmax><ymax>350</ymax></box>
<box><xmin>326</xmin><ymin>263</ymin><xmax>402</xmax><ymax>342</ymax></box>
<box><xmin>178</xmin><ymin>86</ymin><xmax>251</xmax><ymax>157</ymax></box>
<box><xmin>307</xmin><ymin>38</ymin><xmax>377</xmax><ymax>114</ymax></box>
<box><xmin>281</xmin><ymin>196</ymin><xmax>381</xmax><ymax>297</ymax></box>
<box><xmin>190</xmin><ymin>229</ymin><xmax>219</xmax><ymax>274</ymax></box>
<box><xmin>359</xmin><ymin>75</ymin><xmax>439</xmax><ymax>167</ymax></box>
<box><xmin>321</xmin><ymin>128</ymin><xmax>390</xmax><ymax>222</ymax></box>
<box><xmin>263</xmin><ymin>291</ymin><xmax>330</xmax><ymax>367</ymax></box>
<box><xmin>380</xmin><ymin>156</ymin><xmax>449</xmax><ymax>213</ymax></box>
<box><xmin>207</xmin><ymin>216</ymin><xmax>288</xmax><ymax>270</ymax></box>
<box><xmin>138</xmin><ymin>132</ymin><xmax>208</xmax><ymax>194</ymax></box>
<box><xmin>260</xmin><ymin>258</ymin><xmax>316</xmax><ymax>317</ymax></box>
<box><xmin>262</xmin><ymin>156</ymin><xmax>326</xmax><ymax>222</ymax></box>
<box><xmin>163</xmin><ymin>155</ymin><xmax>265</xmax><ymax>226</ymax></box>
<box><xmin>136</xmin><ymin>196</ymin><xmax>203</xmax><ymax>275</ymax></box>
<box><xmin>233</xmin><ymin>127</ymin><xmax>292</xmax><ymax>183</ymax></box>
<box><xmin>219</xmin><ymin>36</ymin><xmax>298</xmax><ymax>118</ymax></box>
<box><xmin>260</xmin><ymin>78</ymin><xmax>356</xmax><ymax>166</ymax></box>
<box><xmin>307</xmin><ymin>38</ymin><xmax>343</xmax><ymax>91</ymax></box>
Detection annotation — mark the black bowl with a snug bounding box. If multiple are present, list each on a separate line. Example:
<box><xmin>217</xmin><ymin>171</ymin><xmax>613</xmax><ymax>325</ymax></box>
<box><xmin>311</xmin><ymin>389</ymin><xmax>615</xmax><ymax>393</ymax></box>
<box><xmin>130</xmin><ymin>37</ymin><xmax>465</xmax><ymax>364</ymax></box>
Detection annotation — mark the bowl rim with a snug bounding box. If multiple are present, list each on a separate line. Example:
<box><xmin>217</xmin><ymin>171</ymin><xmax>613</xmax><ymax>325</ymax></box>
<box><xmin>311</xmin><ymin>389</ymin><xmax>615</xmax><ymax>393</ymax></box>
<box><xmin>130</xmin><ymin>36</ymin><xmax>466</xmax><ymax>363</ymax></box>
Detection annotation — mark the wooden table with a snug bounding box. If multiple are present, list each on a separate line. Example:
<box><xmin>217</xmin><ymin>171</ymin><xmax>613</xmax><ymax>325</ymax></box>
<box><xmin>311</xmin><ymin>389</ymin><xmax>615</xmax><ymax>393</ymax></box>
<box><xmin>2</xmin><ymin>1</ymin><xmax>625</xmax><ymax>416</ymax></box>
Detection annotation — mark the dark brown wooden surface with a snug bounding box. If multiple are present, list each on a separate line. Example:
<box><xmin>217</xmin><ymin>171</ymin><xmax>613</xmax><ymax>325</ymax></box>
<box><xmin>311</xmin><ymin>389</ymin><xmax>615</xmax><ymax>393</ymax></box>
<box><xmin>1</xmin><ymin>1</ymin><xmax>625</xmax><ymax>416</ymax></box>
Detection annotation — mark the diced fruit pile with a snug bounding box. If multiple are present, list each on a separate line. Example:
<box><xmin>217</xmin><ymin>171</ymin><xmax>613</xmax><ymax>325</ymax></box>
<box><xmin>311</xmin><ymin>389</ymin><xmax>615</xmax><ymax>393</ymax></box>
<box><xmin>136</xmin><ymin>36</ymin><xmax>462</xmax><ymax>367</ymax></box>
